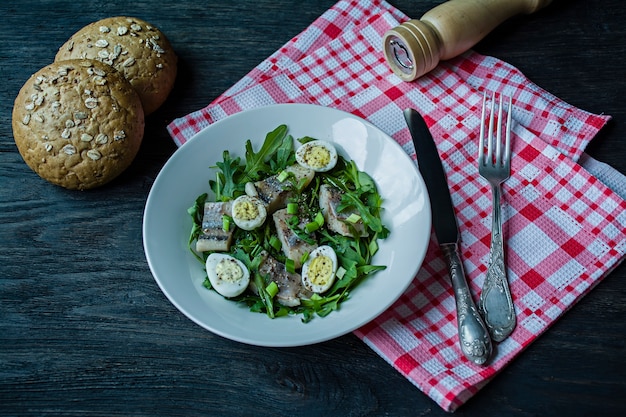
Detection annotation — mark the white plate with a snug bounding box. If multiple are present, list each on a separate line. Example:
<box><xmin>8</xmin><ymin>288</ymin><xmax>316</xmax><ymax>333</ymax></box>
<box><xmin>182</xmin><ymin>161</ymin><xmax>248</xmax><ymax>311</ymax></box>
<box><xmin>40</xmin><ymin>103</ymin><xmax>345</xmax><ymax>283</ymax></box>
<box><xmin>143</xmin><ymin>103</ymin><xmax>431</xmax><ymax>347</ymax></box>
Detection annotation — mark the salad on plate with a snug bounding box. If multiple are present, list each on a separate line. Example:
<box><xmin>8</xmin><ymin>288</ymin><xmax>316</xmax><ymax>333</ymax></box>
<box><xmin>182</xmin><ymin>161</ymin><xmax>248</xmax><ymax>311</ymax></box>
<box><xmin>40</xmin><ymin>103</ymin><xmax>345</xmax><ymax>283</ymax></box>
<box><xmin>187</xmin><ymin>124</ymin><xmax>390</xmax><ymax>322</ymax></box>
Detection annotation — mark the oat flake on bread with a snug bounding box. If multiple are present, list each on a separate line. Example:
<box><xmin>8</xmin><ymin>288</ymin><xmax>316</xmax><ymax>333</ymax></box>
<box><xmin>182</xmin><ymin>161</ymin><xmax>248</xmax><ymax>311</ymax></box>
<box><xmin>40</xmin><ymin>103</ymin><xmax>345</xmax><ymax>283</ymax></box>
<box><xmin>55</xmin><ymin>16</ymin><xmax>177</xmax><ymax>115</ymax></box>
<box><xmin>12</xmin><ymin>59</ymin><xmax>145</xmax><ymax>190</ymax></box>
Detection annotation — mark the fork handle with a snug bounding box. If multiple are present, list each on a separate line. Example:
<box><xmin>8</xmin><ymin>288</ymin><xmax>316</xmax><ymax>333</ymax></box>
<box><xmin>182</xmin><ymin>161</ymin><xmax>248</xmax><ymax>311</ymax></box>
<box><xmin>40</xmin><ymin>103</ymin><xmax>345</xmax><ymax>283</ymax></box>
<box><xmin>441</xmin><ymin>242</ymin><xmax>492</xmax><ymax>365</ymax></box>
<box><xmin>479</xmin><ymin>184</ymin><xmax>516</xmax><ymax>342</ymax></box>
<box><xmin>383</xmin><ymin>0</ymin><xmax>553</xmax><ymax>81</ymax></box>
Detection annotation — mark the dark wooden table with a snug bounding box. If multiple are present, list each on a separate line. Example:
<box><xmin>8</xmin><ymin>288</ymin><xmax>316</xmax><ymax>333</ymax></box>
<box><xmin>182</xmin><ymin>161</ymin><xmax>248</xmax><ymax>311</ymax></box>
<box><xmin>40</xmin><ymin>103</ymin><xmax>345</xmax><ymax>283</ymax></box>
<box><xmin>2</xmin><ymin>0</ymin><xmax>625</xmax><ymax>415</ymax></box>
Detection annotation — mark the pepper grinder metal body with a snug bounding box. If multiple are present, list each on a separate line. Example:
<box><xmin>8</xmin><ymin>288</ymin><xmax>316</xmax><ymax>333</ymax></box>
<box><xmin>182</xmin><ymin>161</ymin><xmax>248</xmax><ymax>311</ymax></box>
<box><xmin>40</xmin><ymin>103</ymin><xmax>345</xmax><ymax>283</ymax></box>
<box><xmin>383</xmin><ymin>0</ymin><xmax>553</xmax><ymax>81</ymax></box>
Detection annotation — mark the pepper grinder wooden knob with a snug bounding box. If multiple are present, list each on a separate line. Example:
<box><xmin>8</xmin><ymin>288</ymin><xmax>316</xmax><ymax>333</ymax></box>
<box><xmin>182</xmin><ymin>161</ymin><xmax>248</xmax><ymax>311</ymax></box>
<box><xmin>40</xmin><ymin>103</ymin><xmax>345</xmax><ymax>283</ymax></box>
<box><xmin>383</xmin><ymin>0</ymin><xmax>553</xmax><ymax>81</ymax></box>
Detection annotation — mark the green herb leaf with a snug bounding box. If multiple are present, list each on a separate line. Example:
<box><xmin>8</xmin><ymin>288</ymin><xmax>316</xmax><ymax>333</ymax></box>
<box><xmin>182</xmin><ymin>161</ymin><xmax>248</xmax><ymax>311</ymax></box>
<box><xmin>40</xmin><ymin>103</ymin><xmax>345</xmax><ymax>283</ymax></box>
<box><xmin>187</xmin><ymin>193</ymin><xmax>208</xmax><ymax>263</ymax></box>
<box><xmin>210</xmin><ymin>151</ymin><xmax>245</xmax><ymax>200</ymax></box>
<box><xmin>273</xmin><ymin>134</ymin><xmax>296</xmax><ymax>171</ymax></box>
<box><xmin>243</xmin><ymin>124</ymin><xmax>288</xmax><ymax>181</ymax></box>
<box><xmin>254</xmin><ymin>272</ymin><xmax>275</xmax><ymax>319</ymax></box>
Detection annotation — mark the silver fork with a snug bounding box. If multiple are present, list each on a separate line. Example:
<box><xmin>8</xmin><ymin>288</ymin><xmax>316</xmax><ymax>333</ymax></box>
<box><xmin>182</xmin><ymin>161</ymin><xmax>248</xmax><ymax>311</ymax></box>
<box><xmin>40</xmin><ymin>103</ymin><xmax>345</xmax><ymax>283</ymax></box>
<box><xmin>477</xmin><ymin>92</ymin><xmax>516</xmax><ymax>342</ymax></box>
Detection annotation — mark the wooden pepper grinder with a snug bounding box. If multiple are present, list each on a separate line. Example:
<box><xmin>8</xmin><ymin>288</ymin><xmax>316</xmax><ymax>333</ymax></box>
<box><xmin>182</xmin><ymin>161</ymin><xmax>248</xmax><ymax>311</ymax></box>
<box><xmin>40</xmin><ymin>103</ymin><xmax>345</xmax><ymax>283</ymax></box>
<box><xmin>383</xmin><ymin>0</ymin><xmax>553</xmax><ymax>81</ymax></box>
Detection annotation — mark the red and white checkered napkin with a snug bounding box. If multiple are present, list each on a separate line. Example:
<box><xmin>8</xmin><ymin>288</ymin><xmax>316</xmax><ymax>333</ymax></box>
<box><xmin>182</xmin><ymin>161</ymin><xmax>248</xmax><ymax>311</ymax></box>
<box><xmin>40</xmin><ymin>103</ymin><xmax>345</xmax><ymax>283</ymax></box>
<box><xmin>168</xmin><ymin>0</ymin><xmax>626</xmax><ymax>411</ymax></box>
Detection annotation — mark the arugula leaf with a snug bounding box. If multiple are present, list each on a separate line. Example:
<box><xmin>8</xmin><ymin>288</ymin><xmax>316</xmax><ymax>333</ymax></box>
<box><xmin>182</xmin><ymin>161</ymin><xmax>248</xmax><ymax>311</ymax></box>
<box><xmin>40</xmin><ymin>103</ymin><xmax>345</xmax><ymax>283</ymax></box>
<box><xmin>271</xmin><ymin>134</ymin><xmax>296</xmax><ymax>171</ymax></box>
<box><xmin>210</xmin><ymin>151</ymin><xmax>245</xmax><ymax>200</ymax></box>
<box><xmin>254</xmin><ymin>272</ymin><xmax>275</xmax><ymax>319</ymax></box>
<box><xmin>243</xmin><ymin>124</ymin><xmax>288</xmax><ymax>182</ymax></box>
<box><xmin>324</xmin><ymin>159</ymin><xmax>389</xmax><ymax>237</ymax></box>
<box><xmin>340</xmin><ymin>192</ymin><xmax>383</xmax><ymax>233</ymax></box>
<box><xmin>187</xmin><ymin>193</ymin><xmax>208</xmax><ymax>263</ymax></box>
<box><xmin>297</xmin><ymin>136</ymin><xmax>317</xmax><ymax>145</ymax></box>
<box><xmin>209</xmin><ymin>126</ymin><xmax>290</xmax><ymax>201</ymax></box>
<box><xmin>358</xmin><ymin>264</ymin><xmax>387</xmax><ymax>276</ymax></box>
<box><xmin>299</xmin><ymin>293</ymin><xmax>344</xmax><ymax>321</ymax></box>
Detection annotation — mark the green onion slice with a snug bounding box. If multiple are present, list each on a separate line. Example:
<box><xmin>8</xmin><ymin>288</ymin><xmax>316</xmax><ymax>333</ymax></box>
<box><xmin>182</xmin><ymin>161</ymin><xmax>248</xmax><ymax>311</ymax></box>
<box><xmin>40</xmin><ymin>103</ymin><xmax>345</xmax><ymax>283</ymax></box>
<box><xmin>346</xmin><ymin>213</ymin><xmax>361</xmax><ymax>224</ymax></box>
<box><xmin>277</xmin><ymin>170</ymin><xmax>289</xmax><ymax>182</ymax></box>
<box><xmin>266</xmin><ymin>281</ymin><xmax>279</xmax><ymax>298</ymax></box>
<box><xmin>222</xmin><ymin>214</ymin><xmax>232</xmax><ymax>232</ymax></box>
<box><xmin>305</xmin><ymin>221</ymin><xmax>320</xmax><ymax>233</ymax></box>
<box><xmin>287</xmin><ymin>202</ymin><xmax>299</xmax><ymax>215</ymax></box>
<box><xmin>285</xmin><ymin>258</ymin><xmax>296</xmax><ymax>274</ymax></box>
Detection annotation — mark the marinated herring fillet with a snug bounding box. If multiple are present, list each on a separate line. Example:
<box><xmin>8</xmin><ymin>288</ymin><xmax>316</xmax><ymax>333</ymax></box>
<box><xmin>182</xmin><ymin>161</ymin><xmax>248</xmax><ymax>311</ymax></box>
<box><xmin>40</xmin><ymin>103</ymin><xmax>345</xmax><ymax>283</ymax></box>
<box><xmin>319</xmin><ymin>184</ymin><xmax>367</xmax><ymax>237</ymax></box>
<box><xmin>273</xmin><ymin>208</ymin><xmax>318</xmax><ymax>269</ymax></box>
<box><xmin>252</xmin><ymin>251</ymin><xmax>312</xmax><ymax>307</ymax></box>
<box><xmin>245</xmin><ymin>164</ymin><xmax>314</xmax><ymax>213</ymax></box>
<box><xmin>196</xmin><ymin>201</ymin><xmax>234</xmax><ymax>252</ymax></box>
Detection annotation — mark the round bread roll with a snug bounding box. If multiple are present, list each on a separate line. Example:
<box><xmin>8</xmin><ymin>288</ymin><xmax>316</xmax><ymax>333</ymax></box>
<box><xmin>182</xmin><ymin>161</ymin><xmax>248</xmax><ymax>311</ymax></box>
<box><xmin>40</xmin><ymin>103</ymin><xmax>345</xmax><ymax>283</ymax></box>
<box><xmin>55</xmin><ymin>16</ymin><xmax>177</xmax><ymax>115</ymax></box>
<box><xmin>12</xmin><ymin>59</ymin><xmax>145</xmax><ymax>190</ymax></box>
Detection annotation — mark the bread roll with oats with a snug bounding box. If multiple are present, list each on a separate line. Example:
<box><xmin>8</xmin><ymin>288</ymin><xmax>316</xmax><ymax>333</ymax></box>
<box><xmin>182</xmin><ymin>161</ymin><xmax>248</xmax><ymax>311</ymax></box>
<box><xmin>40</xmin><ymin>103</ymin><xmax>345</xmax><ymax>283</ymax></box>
<box><xmin>12</xmin><ymin>59</ymin><xmax>144</xmax><ymax>190</ymax></box>
<box><xmin>55</xmin><ymin>16</ymin><xmax>177</xmax><ymax>115</ymax></box>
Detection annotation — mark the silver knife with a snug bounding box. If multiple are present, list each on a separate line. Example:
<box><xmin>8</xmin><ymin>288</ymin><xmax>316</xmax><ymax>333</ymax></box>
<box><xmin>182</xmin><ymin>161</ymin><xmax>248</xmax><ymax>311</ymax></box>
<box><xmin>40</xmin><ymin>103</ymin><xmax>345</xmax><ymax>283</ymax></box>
<box><xmin>404</xmin><ymin>108</ymin><xmax>492</xmax><ymax>365</ymax></box>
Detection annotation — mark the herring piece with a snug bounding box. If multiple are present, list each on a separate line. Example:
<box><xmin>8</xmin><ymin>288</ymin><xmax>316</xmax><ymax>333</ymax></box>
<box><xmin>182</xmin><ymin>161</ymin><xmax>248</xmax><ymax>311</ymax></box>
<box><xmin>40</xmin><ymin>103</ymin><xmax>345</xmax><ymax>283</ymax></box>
<box><xmin>319</xmin><ymin>184</ymin><xmax>368</xmax><ymax>237</ymax></box>
<box><xmin>273</xmin><ymin>208</ymin><xmax>318</xmax><ymax>269</ymax></box>
<box><xmin>196</xmin><ymin>201</ymin><xmax>234</xmax><ymax>252</ymax></box>
<box><xmin>245</xmin><ymin>164</ymin><xmax>314</xmax><ymax>213</ymax></box>
<box><xmin>254</xmin><ymin>251</ymin><xmax>312</xmax><ymax>307</ymax></box>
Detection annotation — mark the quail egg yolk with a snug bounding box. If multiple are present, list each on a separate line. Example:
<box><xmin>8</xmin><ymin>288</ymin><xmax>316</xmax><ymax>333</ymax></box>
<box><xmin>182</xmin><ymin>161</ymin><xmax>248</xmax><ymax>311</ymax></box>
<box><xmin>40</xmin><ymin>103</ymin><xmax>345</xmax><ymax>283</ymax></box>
<box><xmin>307</xmin><ymin>256</ymin><xmax>334</xmax><ymax>287</ymax></box>
<box><xmin>302</xmin><ymin>145</ymin><xmax>331</xmax><ymax>170</ymax></box>
<box><xmin>295</xmin><ymin>140</ymin><xmax>338</xmax><ymax>172</ymax></box>
<box><xmin>215</xmin><ymin>257</ymin><xmax>244</xmax><ymax>282</ymax></box>
<box><xmin>231</xmin><ymin>195</ymin><xmax>267</xmax><ymax>230</ymax></box>
<box><xmin>301</xmin><ymin>245</ymin><xmax>338</xmax><ymax>294</ymax></box>
<box><xmin>235</xmin><ymin>199</ymin><xmax>258</xmax><ymax>221</ymax></box>
<box><xmin>206</xmin><ymin>253</ymin><xmax>250</xmax><ymax>298</ymax></box>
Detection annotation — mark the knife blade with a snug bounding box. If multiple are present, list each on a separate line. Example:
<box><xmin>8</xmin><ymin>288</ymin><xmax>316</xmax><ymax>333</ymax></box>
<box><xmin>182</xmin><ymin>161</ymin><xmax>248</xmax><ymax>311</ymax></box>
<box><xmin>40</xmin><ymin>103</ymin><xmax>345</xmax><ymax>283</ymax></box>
<box><xmin>404</xmin><ymin>108</ymin><xmax>492</xmax><ymax>365</ymax></box>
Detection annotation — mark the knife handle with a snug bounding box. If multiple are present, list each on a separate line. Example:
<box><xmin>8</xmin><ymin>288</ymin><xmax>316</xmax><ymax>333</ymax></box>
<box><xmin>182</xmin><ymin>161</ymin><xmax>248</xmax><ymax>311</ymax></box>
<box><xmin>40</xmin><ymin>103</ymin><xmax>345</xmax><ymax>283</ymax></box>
<box><xmin>383</xmin><ymin>0</ymin><xmax>553</xmax><ymax>81</ymax></box>
<box><xmin>441</xmin><ymin>243</ymin><xmax>493</xmax><ymax>365</ymax></box>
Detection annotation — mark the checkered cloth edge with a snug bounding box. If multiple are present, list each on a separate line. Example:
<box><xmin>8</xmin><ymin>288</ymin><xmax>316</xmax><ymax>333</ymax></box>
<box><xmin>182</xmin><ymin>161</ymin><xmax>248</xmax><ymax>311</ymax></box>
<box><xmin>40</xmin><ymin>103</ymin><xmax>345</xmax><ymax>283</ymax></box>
<box><xmin>166</xmin><ymin>0</ymin><xmax>626</xmax><ymax>412</ymax></box>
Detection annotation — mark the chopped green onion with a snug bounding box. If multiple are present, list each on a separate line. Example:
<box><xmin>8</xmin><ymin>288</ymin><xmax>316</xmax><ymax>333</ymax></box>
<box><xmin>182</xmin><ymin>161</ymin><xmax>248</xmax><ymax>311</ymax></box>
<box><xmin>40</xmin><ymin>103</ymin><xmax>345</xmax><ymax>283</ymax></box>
<box><xmin>346</xmin><ymin>213</ymin><xmax>361</xmax><ymax>224</ymax></box>
<box><xmin>266</xmin><ymin>281</ymin><xmax>279</xmax><ymax>298</ymax></box>
<box><xmin>305</xmin><ymin>221</ymin><xmax>320</xmax><ymax>233</ymax></box>
<box><xmin>287</xmin><ymin>202</ymin><xmax>299</xmax><ymax>215</ymax></box>
<box><xmin>277</xmin><ymin>170</ymin><xmax>290</xmax><ymax>182</ymax></box>
<box><xmin>336</xmin><ymin>266</ymin><xmax>346</xmax><ymax>279</ymax></box>
<box><xmin>222</xmin><ymin>215</ymin><xmax>232</xmax><ymax>232</ymax></box>
<box><xmin>304</xmin><ymin>211</ymin><xmax>325</xmax><ymax>233</ymax></box>
<box><xmin>269</xmin><ymin>235</ymin><xmax>282</xmax><ymax>251</ymax></box>
<box><xmin>285</xmin><ymin>258</ymin><xmax>296</xmax><ymax>274</ymax></box>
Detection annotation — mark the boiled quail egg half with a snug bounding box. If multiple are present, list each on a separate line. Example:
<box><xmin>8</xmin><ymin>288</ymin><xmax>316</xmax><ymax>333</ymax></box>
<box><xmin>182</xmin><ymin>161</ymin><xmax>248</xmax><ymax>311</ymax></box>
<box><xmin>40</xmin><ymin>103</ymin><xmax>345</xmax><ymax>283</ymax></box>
<box><xmin>301</xmin><ymin>245</ymin><xmax>338</xmax><ymax>294</ymax></box>
<box><xmin>232</xmin><ymin>195</ymin><xmax>267</xmax><ymax>230</ymax></box>
<box><xmin>295</xmin><ymin>140</ymin><xmax>338</xmax><ymax>172</ymax></box>
<box><xmin>206</xmin><ymin>253</ymin><xmax>250</xmax><ymax>298</ymax></box>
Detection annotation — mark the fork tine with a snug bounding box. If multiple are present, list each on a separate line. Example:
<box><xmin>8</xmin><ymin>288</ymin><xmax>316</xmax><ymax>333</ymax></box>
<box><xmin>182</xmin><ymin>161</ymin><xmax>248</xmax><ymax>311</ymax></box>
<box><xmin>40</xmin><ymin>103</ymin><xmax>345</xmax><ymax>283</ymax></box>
<box><xmin>496</xmin><ymin>94</ymin><xmax>503</xmax><ymax>166</ymax></box>
<box><xmin>478</xmin><ymin>91</ymin><xmax>487</xmax><ymax>164</ymax></box>
<box><xmin>504</xmin><ymin>95</ymin><xmax>512</xmax><ymax>171</ymax></box>
<box><xmin>487</xmin><ymin>92</ymin><xmax>496</xmax><ymax>164</ymax></box>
